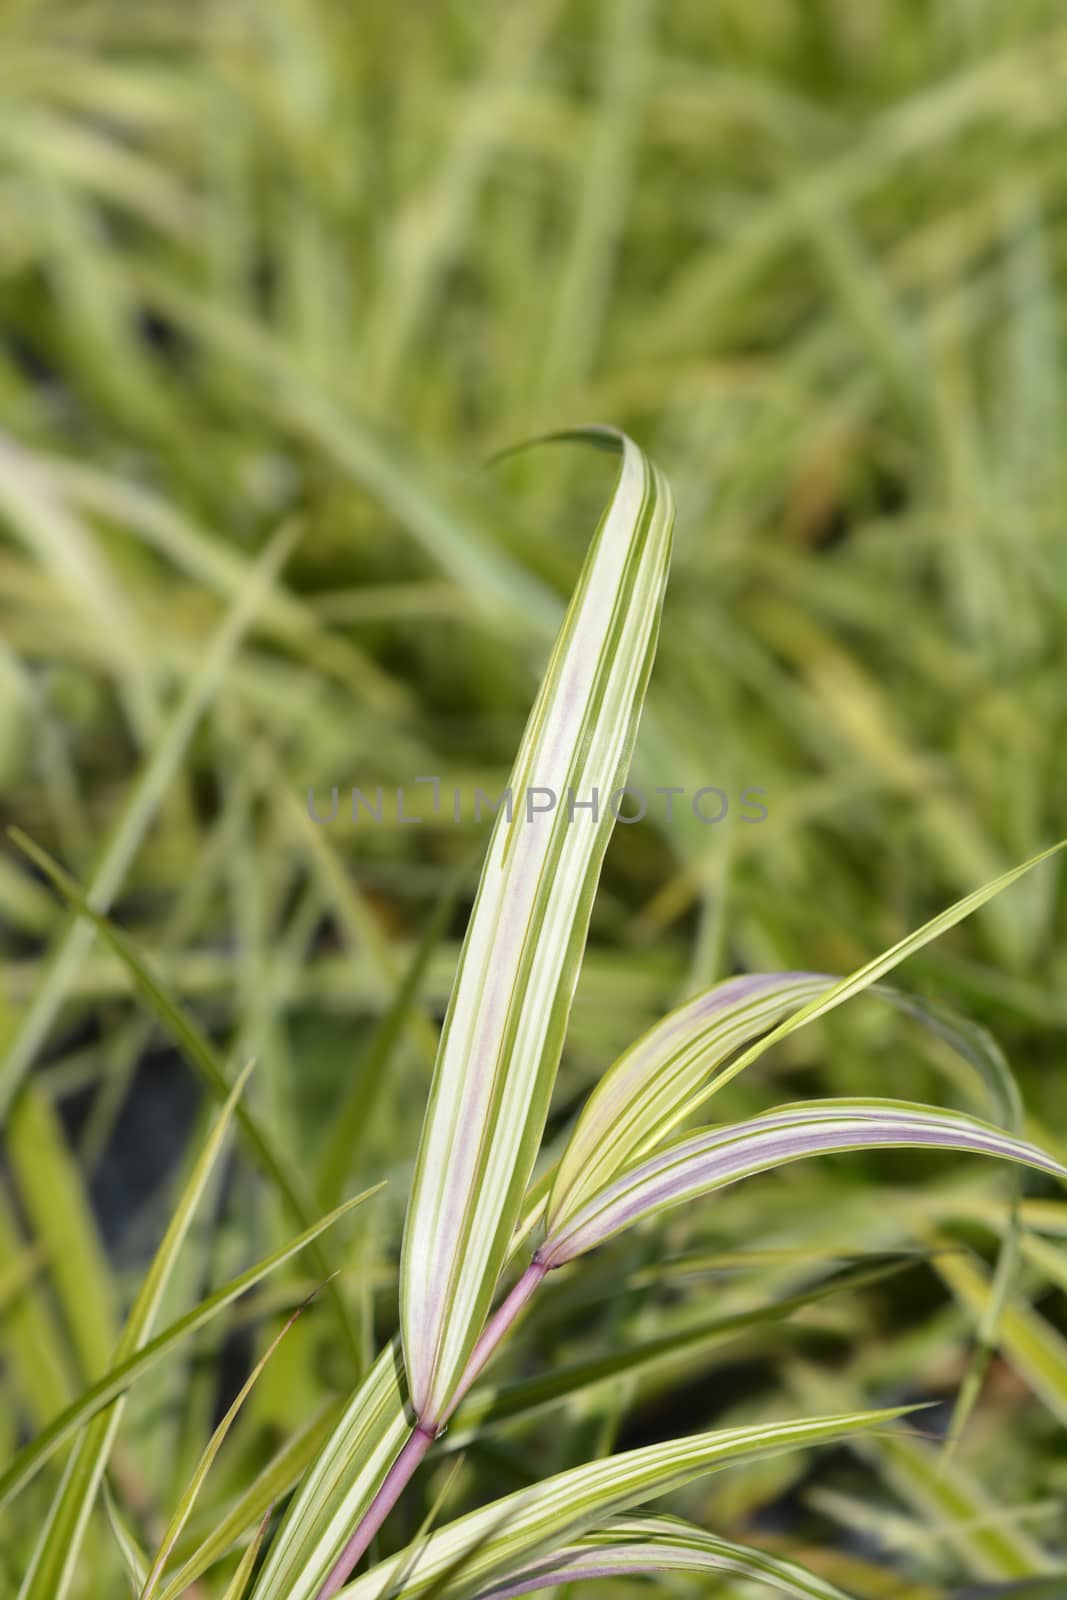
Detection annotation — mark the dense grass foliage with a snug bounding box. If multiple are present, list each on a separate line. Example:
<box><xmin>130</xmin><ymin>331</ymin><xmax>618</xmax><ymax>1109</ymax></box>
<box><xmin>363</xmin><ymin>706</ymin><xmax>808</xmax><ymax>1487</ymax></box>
<box><xmin>1</xmin><ymin>4</ymin><xmax>1066</xmax><ymax>1597</ymax></box>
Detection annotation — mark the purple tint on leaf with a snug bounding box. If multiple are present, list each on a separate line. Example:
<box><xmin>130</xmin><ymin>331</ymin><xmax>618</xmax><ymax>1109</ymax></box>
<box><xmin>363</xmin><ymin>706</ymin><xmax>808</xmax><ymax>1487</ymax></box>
<box><xmin>541</xmin><ymin>1102</ymin><xmax>1067</xmax><ymax>1265</ymax></box>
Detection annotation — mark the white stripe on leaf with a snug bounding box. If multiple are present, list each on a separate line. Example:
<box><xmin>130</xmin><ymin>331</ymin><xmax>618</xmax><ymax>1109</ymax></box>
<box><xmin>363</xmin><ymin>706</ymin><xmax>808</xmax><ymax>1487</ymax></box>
<box><xmin>400</xmin><ymin>430</ymin><xmax>674</xmax><ymax>1425</ymax></box>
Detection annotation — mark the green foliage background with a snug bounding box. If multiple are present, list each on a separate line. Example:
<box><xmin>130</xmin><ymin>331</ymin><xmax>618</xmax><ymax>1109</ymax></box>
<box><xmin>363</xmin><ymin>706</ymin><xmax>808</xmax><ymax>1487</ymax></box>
<box><xmin>1</xmin><ymin>2</ymin><xmax>1066</xmax><ymax>1596</ymax></box>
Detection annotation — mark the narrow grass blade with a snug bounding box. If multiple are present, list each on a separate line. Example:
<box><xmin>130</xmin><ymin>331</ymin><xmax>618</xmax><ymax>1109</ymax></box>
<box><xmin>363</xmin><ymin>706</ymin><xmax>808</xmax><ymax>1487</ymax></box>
<box><xmin>0</xmin><ymin>521</ymin><xmax>297</xmax><ymax>1119</ymax></box>
<box><xmin>0</xmin><ymin>1192</ymin><xmax>76</xmax><ymax>1427</ymax></box>
<box><xmin>156</xmin><ymin>1405</ymin><xmax>339</xmax><ymax>1600</ymax></box>
<box><xmin>317</xmin><ymin>853</ymin><xmax>467</xmax><ymax>1209</ymax></box>
<box><xmin>401</xmin><ymin>429</ymin><xmax>674</xmax><ymax>1424</ymax></box>
<box><xmin>248</xmin><ymin>1341</ymin><xmax>410</xmax><ymax>1600</ymax></box>
<box><xmin>789</xmin><ymin>1364</ymin><xmax>1055</xmax><ymax>1581</ymax></box>
<box><xmin>541</xmin><ymin>1099</ymin><xmax>1067</xmax><ymax>1266</ymax></box>
<box><xmin>7</xmin><ymin>826</ymin><xmax>359</xmax><ymax>1358</ymax></box>
<box><xmin>335</xmin><ymin>1407</ymin><xmax>911</xmax><ymax>1600</ymax></box>
<box><xmin>6</xmin><ymin>1084</ymin><xmax>116</xmax><ymax>1379</ymax></box>
<box><xmin>931</xmin><ymin>1242</ymin><xmax>1067</xmax><ymax>1428</ymax></box>
<box><xmin>0</xmin><ymin>1189</ymin><xmax>378</xmax><ymax>1513</ymax></box>
<box><xmin>471</xmin><ymin>1514</ymin><xmax>849</xmax><ymax>1600</ymax></box>
<box><xmin>102</xmin><ymin>1478</ymin><xmax>149</xmax><ymax>1594</ymax></box>
<box><xmin>140</xmin><ymin>1300</ymin><xmax>305</xmax><ymax>1599</ymax></box>
<box><xmin>219</xmin><ymin>1511</ymin><xmax>274</xmax><ymax>1600</ymax></box>
<box><xmin>15</xmin><ymin>1061</ymin><xmax>253</xmax><ymax>1600</ymax></box>
<box><xmin>680</xmin><ymin>843</ymin><xmax>1065</xmax><ymax>1110</ymax></box>
<box><xmin>447</xmin><ymin>1258</ymin><xmax>910</xmax><ymax>1444</ymax></box>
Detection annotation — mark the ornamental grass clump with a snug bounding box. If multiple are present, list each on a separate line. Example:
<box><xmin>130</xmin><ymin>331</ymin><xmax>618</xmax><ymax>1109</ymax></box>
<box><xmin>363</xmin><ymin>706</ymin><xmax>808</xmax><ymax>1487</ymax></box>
<box><xmin>4</xmin><ymin>432</ymin><xmax>1066</xmax><ymax>1600</ymax></box>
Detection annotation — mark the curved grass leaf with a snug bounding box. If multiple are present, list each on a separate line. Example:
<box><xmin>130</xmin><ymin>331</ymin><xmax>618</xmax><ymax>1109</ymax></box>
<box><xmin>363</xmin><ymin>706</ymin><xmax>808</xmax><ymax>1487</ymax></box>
<box><xmin>540</xmin><ymin>1099</ymin><xmax>1067</xmax><ymax>1266</ymax></box>
<box><xmin>401</xmin><ymin>429</ymin><xmax>674</xmax><ymax>1425</ymax></box>
<box><xmin>472</xmin><ymin>1514</ymin><xmax>850</xmax><ymax>1600</ymax></box>
<box><xmin>548</xmin><ymin>972</ymin><xmax>832</xmax><ymax>1233</ymax></box>
<box><xmin>0</xmin><ymin>1188</ymin><xmax>379</xmax><ymax>1515</ymax></box>
<box><xmin>549</xmin><ymin>844</ymin><xmax>1064</xmax><ymax>1240</ymax></box>
<box><xmin>336</xmin><ymin>1407</ymin><xmax>911</xmax><ymax>1600</ymax></box>
<box><xmin>546</xmin><ymin>968</ymin><xmax>1030</xmax><ymax>1452</ymax></box>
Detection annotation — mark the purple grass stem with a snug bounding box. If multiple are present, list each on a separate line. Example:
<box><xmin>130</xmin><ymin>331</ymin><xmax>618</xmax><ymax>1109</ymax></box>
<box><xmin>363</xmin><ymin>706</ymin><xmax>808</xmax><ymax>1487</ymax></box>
<box><xmin>315</xmin><ymin>1258</ymin><xmax>548</xmax><ymax>1599</ymax></box>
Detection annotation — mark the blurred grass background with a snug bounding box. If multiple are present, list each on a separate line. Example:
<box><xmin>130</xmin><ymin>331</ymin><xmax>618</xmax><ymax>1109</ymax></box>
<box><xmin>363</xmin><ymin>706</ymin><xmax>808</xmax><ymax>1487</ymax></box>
<box><xmin>2</xmin><ymin>2</ymin><xmax>1067</xmax><ymax>1595</ymax></box>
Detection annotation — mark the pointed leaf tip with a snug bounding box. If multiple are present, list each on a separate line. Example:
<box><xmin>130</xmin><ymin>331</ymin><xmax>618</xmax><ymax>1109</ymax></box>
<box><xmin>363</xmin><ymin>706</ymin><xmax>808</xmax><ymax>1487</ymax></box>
<box><xmin>400</xmin><ymin>430</ymin><xmax>674</xmax><ymax>1423</ymax></box>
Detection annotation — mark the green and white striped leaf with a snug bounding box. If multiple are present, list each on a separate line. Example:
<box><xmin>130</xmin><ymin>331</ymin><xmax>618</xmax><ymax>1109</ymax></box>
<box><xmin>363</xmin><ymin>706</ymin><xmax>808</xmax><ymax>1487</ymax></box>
<box><xmin>549</xmin><ymin>841</ymin><xmax>1063</xmax><ymax>1239</ymax></box>
<box><xmin>540</xmin><ymin>1099</ymin><xmax>1067</xmax><ymax>1266</ymax></box>
<box><xmin>544</xmin><ymin>963</ymin><xmax>1028</xmax><ymax>1451</ymax></box>
<box><xmin>401</xmin><ymin>429</ymin><xmax>674</xmax><ymax>1425</ymax></box>
<box><xmin>470</xmin><ymin>1515</ymin><xmax>850</xmax><ymax>1600</ymax></box>
<box><xmin>248</xmin><ymin>1341</ymin><xmax>410</xmax><ymax>1600</ymax></box>
<box><xmin>262</xmin><ymin>1254</ymin><xmax>890</xmax><ymax>1591</ymax></box>
<box><xmin>548</xmin><ymin>972</ymin><xmax>832</xmax><ymax>1233</ymax></box>
<box><xmin>336</xmin><ymin>1407</ymin><xmax>908</xmax><ymax>1600</ymax></box>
